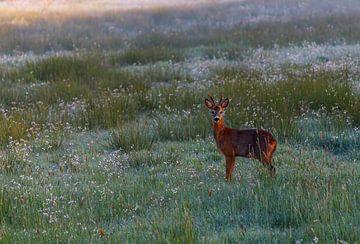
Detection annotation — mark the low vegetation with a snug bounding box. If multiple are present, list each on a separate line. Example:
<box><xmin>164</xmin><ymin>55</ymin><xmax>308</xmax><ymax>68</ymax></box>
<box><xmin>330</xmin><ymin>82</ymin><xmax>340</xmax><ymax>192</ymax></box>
<box><xmin>0</xmin><ymin>0</ymin><xmax>359</xmax><ymax>242</ymax></box>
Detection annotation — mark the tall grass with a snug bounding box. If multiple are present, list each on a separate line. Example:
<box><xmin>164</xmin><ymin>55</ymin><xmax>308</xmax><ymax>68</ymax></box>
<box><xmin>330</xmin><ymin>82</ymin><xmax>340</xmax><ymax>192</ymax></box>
<box><xmin>1</xmin><ymin>137</ymin><xmax>359</xmax><ymax>242</ymax></box>
<box><xmin>213</xmin><ymin>66</ymin><xmax>360</xmax><ymax>139</ymax></box>
<box><xmin>107</xmin><ymin>112</ymin><xmax>210</xmax><ymax>153</ymax></box>
<box><xmin>155</xmin><ymin>111</ymin><xmax>210</xmax><ymax>141</ymax></box>
<box><xmin>0</xmin><ymin>138</ymin><xmax>32</xmax><ymax>173</ymax></box>
<box><xmin>109</xmin><ymin>47</ymin><xmax>184</xmax><ymax>66</ymax></box>
<box><xmin>1</xmin><ymin>57</ymin><xmax>360</xmax><ymax>147</ymax></box>
<box><xmin>0</xmin><ymin>106</ymin><xmax>49</xmax><ymax>146</ymax></box>
<box><xmin>103</xmin><ymin>64</ymin><xmax>360</xmax><ymax>152</ymax></box>
<box><xmin>108</xmin><ymin>122</ymin><xmax>156</xmax><ymax>152</ymax></box>
<box><xmin>1</xmin><ymin>3</ymin><xmax>360</xmax><ymax>242</ymax></box>
<box><xmin>1</xmin><ymin>54</ymin><xmax>192</xmax><ymax>108</ymax></box>
<box><xmin>294</xmin><ymin>113</ymin><xmax>360</xmax><ymax>154</ymax></box>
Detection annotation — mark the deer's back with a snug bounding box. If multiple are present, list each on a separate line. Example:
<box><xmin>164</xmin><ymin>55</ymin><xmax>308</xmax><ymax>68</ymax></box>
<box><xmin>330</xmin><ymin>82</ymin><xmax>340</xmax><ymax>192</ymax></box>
<box><xmin>218</xmin><ymin>127</ymin><xmax>276</xmax><ymax>158</ymax></box>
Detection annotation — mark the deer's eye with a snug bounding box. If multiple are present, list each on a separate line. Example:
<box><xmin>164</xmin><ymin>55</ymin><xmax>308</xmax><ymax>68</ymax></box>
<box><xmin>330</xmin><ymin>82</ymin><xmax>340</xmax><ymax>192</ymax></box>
<box><xmin>220</xmin><ymin>111</ymin><xmax>223</xmax><ymax>114</ymax></box>
<box><xmin>211</xmin><ymin>111</ymin><xmax>215</xmax><ymax>115</ymax></box>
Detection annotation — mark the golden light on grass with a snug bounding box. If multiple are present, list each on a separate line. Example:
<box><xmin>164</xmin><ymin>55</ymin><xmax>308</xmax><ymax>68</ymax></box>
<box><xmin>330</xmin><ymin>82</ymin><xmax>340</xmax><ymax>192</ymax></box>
<box><xmin>0</xmin><ymin>0</ymin><xmax>227</xmax><ymax>25</ymax></box>
<box><xmin>0</xmin><ymin>0</ymin><xmax>225</xmax><ymax>13</ymax></box>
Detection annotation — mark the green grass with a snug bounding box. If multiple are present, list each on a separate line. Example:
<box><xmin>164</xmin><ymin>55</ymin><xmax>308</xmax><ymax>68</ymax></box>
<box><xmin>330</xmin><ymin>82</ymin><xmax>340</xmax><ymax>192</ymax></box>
<box><xmin>213</xmin><ymin>65</ymin><xmax>360</xmax><ymax>138</ymax></box>
<box><xmin>1</xmin><ymin>1</ymin><xmax>360</xmax><ymax>242</ymax></box>
<box><xmin>1</xmin><ymin>134</ymin><xmax>359</xmax><ymax>242</ymax></box>
<box><xmin>109</xmin><ymin>47</ymin><xmax>185</xmax><ymax>66</ymax></box>
<box><xmin>1</xmin><ymin>59</ymin><xmax>360</xmax><ymax>147</ymax></box>
<box><xmin>155</xmin><ymin>111</ymin><xmax>210</xmax><ymax>141</ymax></box>
<box><xmin>108</xmin><ymin>122</ymin><xmax>156</xmax><ymax>152</ymax></box>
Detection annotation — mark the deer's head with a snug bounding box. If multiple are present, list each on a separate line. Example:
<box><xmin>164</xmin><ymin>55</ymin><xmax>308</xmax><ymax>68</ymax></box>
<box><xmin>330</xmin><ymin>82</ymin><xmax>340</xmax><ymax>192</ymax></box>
<box><xmin>204</xmin><ymin>94</ymin><xmax>229</xmax><ymax>124</ymax></box>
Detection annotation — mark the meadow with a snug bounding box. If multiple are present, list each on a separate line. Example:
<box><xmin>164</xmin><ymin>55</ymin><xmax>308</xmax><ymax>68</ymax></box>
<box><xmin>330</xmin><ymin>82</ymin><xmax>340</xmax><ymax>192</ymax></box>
<box><xmin>0</xmin><ymin>0</ymin><xmax>360</xmax><ymax>242</ymax></box>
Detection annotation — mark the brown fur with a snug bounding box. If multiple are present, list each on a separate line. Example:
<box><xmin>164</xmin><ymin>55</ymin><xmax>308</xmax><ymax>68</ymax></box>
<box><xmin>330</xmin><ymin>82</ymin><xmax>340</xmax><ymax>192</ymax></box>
<box><xmin>205</xmin><ymin>95</ymin><xmax>277</xmax><ymax>181</ymax></box>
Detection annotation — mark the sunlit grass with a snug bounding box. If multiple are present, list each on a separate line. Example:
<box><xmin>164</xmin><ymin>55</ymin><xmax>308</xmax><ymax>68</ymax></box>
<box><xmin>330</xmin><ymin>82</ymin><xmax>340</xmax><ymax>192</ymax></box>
<box><xmin>1</xmin><ymin>2</ymin><xmax>360</xmax><ymax>53</ymax></box>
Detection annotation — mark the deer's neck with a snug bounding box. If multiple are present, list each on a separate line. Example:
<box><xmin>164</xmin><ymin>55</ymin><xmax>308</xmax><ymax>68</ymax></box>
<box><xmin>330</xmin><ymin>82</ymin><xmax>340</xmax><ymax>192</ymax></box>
<box><xmin>212</xmin><ymin>119</ymin><xmax>225</xmax><ymax>141</ymax></box>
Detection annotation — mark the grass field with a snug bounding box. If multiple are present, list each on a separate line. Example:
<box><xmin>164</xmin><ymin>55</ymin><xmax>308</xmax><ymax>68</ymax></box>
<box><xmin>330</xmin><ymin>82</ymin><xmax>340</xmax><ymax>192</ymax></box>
<box><xmin>1</xmin><ymin>0</ymin><xmax>360</xmax><ymax>243</ymax></box>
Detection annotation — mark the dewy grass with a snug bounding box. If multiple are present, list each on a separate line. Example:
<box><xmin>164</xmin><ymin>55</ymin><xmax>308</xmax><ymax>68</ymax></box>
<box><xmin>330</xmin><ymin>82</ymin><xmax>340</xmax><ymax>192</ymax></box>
<box><xmin>17</xmin><ymin>55</ymin><xmax>105</xmax><ymax>84</ymax></box>
<box><xmin>0</xmin><ymin>114</ymin><xmax>28</xmax><ymax>145</ymax></box>
<box><xmin>1</xmin><ymin>3</ymin><xmax>360</xmax><ymax>242</ymax></box>
<box><xmin>136</xmin><ymin>64</ymin><xmax>192</xmax><ymax>83</ymax></box>
<box><xmin>0</xmin><ymin>138</ymin><xmax>32</xmax><ymax>174</ymax></box>
<box><xmin>155</xmin><ymin>111</ymin><xmax>210</xmax><ymax>141</ymax></box>
<box><xmin>1</xmin><ymin>137</ymin><xmax>359</xmax><ymax>242</ymax></box>
<box><xmin>109</xmin><ymin>47</ymin><xmax>184</xmax><ymax>66</ymax></box>
<box><xmin>108</xmin><ymin>122</ymin><xmax>156</xmax><ymax>152</ymax></box>
<box><xmin>293</xmin><ymin>112</ymin><xmax>360</xmax><ymax>154</ymax></box>
<box><xmin>1</xmin><ymin>60</ymin><xmax>359</xmax><ymax>146</ymax></box>
<box><xmin>213</xmin><ymin>65</ymin><xmax>360</xmax><ymax>139</ymax></box>
<box><xmin>1</xmin><ymin>55</ymin><xmax>189</xmax><ymax>108</ymax></box>
<box><xmin>75</xmin><ymin>93</ymin><xmax>140</xmax><ymax>129</ymax></box>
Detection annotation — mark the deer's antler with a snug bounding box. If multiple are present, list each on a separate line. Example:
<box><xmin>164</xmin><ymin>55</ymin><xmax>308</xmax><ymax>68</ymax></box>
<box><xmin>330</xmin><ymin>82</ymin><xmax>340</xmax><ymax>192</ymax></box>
<box><xmin>218</xmin><ymin>94</ymin><xmax>224</xmax><ymax>105</ymax></box>
<box><xmin>208</xmin><ymin>94</ymin><xmax>216</xmax><ymax>106</ymax></box>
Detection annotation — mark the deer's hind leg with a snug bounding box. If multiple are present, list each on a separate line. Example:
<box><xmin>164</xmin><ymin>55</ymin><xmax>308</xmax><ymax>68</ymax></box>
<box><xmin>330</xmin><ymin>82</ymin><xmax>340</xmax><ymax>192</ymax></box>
<box><xmin>260</xmin><ymin>153</ymin><xmax>276</xmax><ymax>176</ymax></box>
<box><xmin>225</xmin><ymin>156</ymin><xmax>235</xmax><ymax>181</ymax></box>
<box><xmin>263</xmin><ymin>143</ymin><xmax>277</xmax><ymax>177</ymax></box>
<box><xmin>267</xmin><ymin>162</ymin><xmax>276</xmax><ymax>177</ymax></box>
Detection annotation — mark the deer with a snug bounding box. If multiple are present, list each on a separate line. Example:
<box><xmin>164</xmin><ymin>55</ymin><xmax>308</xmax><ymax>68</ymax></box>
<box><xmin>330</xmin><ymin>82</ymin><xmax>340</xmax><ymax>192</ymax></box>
<box><xmin>205</xmin><ymin>95</ymin><xmax>277</xmax><ymax>181</ymax></box>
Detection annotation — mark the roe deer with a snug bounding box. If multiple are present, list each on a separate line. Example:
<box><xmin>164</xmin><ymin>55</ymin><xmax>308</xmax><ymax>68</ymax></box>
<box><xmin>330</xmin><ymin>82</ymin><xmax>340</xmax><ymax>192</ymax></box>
<box><xmin>205</xmin><ymin>95</ymin><xmax>277</xmax><ymax>181</ymax></box>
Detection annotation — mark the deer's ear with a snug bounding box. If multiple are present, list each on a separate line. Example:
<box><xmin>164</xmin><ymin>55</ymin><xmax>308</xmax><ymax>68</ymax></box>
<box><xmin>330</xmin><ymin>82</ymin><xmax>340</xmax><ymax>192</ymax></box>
<box><xmin>221</xmin><ymin>98</ymin><xmax>229</xmax><ymax>108</ymax></box>
<box><xmin>205</xmin><ymin>99</ymin><xmax>214</xmax><ymax>109</ymax></box>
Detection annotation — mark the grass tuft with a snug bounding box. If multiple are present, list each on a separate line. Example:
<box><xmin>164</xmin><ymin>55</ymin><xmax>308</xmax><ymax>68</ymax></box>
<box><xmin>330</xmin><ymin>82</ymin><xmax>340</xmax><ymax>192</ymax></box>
<box><xmin>108</xmin><ymin>122</ymin><xmax>156</xmax><ymax>152</ymax></box>
<box><xmin>109</xmin><ymin>47</ymin><xmax>184</xmax><ymax>66</ymax></box>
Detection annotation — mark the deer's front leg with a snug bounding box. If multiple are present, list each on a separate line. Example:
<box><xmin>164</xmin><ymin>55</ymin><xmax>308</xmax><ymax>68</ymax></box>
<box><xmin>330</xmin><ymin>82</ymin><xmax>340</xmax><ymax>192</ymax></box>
<box><xmin>225</xmin><ymin>156</ymin><xmax>235</xmax><ymax>181</ymax></box>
